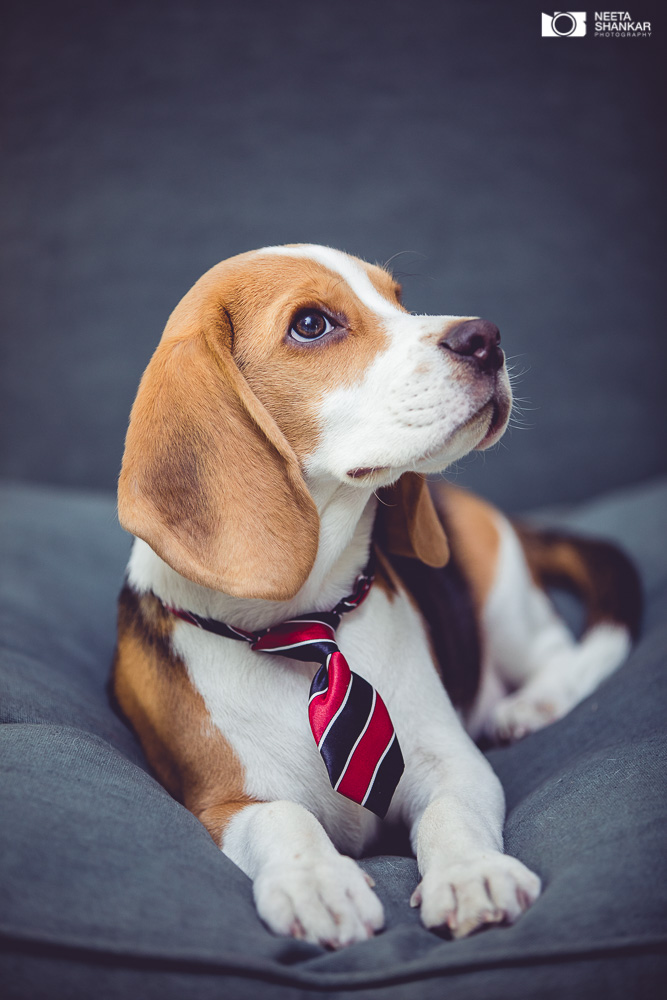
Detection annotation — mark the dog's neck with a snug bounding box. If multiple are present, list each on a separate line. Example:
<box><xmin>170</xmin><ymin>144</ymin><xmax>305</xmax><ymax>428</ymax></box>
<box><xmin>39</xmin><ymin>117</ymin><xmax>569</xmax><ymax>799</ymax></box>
<box><xmin>126</xmin><ymin>478</ymin><xmax>378</xmax><ymax>632</ymax></box>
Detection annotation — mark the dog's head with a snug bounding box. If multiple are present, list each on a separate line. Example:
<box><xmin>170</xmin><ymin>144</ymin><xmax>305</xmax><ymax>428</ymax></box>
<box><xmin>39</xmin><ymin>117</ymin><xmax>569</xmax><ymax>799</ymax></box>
<box><xmin>118</xmin><ymin>245</ymin><xmax>511</xmax><ymax>600</ymax></box>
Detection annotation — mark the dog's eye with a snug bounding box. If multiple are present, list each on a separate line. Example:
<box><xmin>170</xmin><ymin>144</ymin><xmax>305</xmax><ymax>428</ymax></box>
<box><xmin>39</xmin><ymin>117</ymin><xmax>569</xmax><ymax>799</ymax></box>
<box><xmin>289</xmin><ymin>310</ymin><xmax>335</xmax><ymax>343</ymax></box>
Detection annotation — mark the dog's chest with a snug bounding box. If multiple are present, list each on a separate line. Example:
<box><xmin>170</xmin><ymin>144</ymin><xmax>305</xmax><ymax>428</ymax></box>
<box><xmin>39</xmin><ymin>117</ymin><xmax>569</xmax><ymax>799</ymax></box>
<box><xmin>171</xmin><ymin>584</ymin><xmax>450</xmax><ymax>854</ymax></box>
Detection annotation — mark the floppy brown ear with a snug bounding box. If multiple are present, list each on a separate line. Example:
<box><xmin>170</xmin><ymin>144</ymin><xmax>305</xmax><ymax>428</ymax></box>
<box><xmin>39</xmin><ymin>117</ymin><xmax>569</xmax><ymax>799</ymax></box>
<box><xmin>118</xmin><ymin>267</ymin><xmax>319</xmax><ymax>601</ymax></box>
<box><xmin>376</xmin><ymin>472</ymin><xmax>449</xmax><ymax>567</ymax></box>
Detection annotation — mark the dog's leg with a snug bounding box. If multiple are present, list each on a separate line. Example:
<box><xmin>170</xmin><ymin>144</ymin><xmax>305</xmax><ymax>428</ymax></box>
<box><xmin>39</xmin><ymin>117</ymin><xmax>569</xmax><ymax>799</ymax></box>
<box><xmin>405</xmin><ymin>736</ymin><xmax>541</xmax><ymax>938</ymax></box>
<box><xmin>212</xmin><ymin>800</ymin><xmax>384</xmax><ymax>948</ymax></box>
<box><xmin>480</xmin><ymin>518</ymin><xmax>633</xmax><ymax>742</ymax></box>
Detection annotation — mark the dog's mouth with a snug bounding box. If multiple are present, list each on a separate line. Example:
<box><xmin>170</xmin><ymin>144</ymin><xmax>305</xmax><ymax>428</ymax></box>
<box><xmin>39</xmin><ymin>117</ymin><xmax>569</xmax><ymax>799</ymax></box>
<box><xmin>474</xmin><ymin>392</ymin><xmax>511</xmax><ymax>451</ymax></box>
<box><xmin>347</xmin><ymin>465</ymin><xmax>389</xmax><ymax>480</ymax></box>
<box><xmin>473</xmin><ymin>400</ymin><xmax>501</xmax><ymax>449</ymax></box>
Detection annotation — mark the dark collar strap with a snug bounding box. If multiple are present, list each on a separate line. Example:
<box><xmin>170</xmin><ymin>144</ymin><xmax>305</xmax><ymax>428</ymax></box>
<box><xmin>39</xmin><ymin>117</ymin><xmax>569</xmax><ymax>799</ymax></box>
<box><xmin>162</xmin><ymin>556</ymin><xmax>375</xmax><ymax>646</ymax></box>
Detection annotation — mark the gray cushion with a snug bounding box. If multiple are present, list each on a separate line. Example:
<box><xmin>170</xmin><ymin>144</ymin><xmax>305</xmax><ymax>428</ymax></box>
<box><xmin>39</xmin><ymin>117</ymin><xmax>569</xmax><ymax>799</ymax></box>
<box><xmin>1</xmin><ymin>479</ymin><xmax>666</xmax><ymax>998</ymax></box>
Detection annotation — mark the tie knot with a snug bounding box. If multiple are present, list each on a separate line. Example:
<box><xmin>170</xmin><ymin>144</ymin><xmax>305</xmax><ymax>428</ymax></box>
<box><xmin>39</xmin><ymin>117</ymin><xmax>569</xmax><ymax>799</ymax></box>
<box><xmin>251</xmin><ymin>614</ymin><xmax>340</xmax><ymax>665</ymax></box>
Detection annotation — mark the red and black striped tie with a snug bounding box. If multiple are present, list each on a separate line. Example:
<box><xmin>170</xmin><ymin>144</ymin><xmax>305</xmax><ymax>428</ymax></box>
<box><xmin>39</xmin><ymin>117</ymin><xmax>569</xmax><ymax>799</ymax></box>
<box><xmin>164</xmin><ymin>563</ymin><xmax>404</xmax><ymax>818</ymax></box>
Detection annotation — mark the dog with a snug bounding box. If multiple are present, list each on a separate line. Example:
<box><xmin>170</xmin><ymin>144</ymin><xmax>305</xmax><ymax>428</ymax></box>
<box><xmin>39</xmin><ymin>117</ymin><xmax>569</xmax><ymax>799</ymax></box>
<box><xmin>113</xmin><ymin>244</ymin><xmax>641</xmax><ymax>948</ymax></box>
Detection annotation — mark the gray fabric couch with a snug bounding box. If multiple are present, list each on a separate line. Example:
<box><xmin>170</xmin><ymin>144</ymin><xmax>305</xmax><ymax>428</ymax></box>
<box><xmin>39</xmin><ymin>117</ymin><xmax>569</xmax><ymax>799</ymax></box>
<box><xmin>1</xmin><ymin>477</ymin><xmax>666</xmax><ymax>998</ymax></box>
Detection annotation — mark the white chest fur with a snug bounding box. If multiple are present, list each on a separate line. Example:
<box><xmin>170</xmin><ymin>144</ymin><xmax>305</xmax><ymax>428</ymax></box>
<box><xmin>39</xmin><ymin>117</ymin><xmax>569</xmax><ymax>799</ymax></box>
<box><xmin>170</xmin><ymin>581</ymin><xmax>460</xmax><ymax>857</ymax></box>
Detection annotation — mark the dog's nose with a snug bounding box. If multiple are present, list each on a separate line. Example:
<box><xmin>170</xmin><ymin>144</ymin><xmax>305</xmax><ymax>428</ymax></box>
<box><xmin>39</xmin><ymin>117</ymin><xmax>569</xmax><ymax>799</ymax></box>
<box><xmin>440</xmin><ymin>319</ymin><xmax>504</xmax><ymax>375</ymax></box>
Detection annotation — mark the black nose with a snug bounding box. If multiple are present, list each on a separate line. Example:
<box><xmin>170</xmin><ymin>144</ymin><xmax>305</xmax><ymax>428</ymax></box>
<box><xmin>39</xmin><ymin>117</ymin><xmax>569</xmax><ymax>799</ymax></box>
<box><xmin>440</xmin><ymin>319</ymin><xmax>504</xmax><ymax>375</ymax></box>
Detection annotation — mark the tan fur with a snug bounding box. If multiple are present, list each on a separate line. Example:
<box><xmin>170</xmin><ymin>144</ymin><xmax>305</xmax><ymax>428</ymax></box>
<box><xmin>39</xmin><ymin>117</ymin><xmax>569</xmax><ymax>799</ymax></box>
<box><xmin>222</xmin><ymin>252</ymin><xmax>400</xmax><ymax>460</ymax></box>
<box><xmin>514</xmin><ymin>523</ymin><xmax>642</xmax><ymax>638</ymax></box>
<box><xmin>430</xmin><ymin>483</ymin><xmax>501</xmax><ymax>608</ymax></box>
<box><xmin>115</xmin><ymin>248</ymin><xmax>478</xmax><ymax>849</ymax></box>
<box><xmin>197</xmin><ymin>801</ymin><xmax>256</xmax><ymax>845</ymax></box>
<box><xmin>118</xmin><ymin>251</ymin><xmax>406</xmax><ymax>601</ymax></box>
<box><xmin>377</xmin><ymin>473</ymin><xmax>450</xmax><ymax>568</ymax></box>
<box><xmin>115</xmin><ymin>248</ymin><xmax>470</xmax><ymax>850</ymax></box>
<box><xmin>517</xmin><ymin>528</ymin><xmax>589</xmax><ymax>589</ymax></box>
<box><xmin>113</xmin><ymin>589</ymin><xmax>254</xmax><ymax>842</ymax></box>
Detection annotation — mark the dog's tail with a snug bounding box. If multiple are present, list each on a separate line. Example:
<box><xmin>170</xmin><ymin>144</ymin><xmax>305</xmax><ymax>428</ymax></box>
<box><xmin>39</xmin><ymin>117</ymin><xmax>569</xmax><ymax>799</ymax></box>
<box><xmin>514</xmin><ymin>524</ymin><xmax>643</xmax><ymax>640</ymax></box>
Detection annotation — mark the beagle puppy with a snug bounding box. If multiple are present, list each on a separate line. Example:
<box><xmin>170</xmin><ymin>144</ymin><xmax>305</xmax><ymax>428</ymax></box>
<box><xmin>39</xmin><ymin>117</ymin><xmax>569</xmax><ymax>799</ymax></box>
<box><xmin>113</xmin><ymin>244</ymin><xmax>640</xmax><ymax>948</ymax></box>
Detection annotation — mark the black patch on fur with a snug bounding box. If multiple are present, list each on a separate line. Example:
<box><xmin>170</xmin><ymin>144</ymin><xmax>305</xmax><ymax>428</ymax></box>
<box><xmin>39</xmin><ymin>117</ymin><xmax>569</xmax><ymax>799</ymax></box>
<box><xmin>515</xmin><ymin>525</ymin><xmax>643</xmax><ymax>640</ymax></box>
<box><xmin>108</xmin><ymin>582</ymin><xmax>177</xmax><ymax>723</ymax></box>
<box><xmin>116</xmin><ymin>582</ymin><xmax>175</xmax><ymax>658</ymax></box>
<box><xmin>384</xmin><ymin>548</ymin><xmax>482</xmax><ymax>713</ymax></box>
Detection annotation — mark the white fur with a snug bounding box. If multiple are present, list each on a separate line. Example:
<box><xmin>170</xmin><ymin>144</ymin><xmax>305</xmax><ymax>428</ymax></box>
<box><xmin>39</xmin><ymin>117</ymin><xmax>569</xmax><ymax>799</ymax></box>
<box><xmin>259</xmin><ymin>244</ymin><xmax>405</xmax><ymax>320</ymax></box>
<box><xmin>223</xmin><ymin>801</ymin><xmax>384</xmax><ymax>947</ymax></box>
<box><xmin>127</xmin><ymin>481</ymin><xmax>377</xmax><ymax>631</ymax></box>
<box><xmin>157</xmin><ymin>510</ymin><xmax>542</xmax><ymax>942</ymax></box>
<box><xmin>472</xmin><ymin>514</ymin><xmax>633</xmax><ymax>741</ymax></box>
<box><xmin>260</xmin><ymin>244</ymin><xmax>508</xmax><ymax>486</ymax></box>
<box><xmin>305</xmin><ymin>325</ymin><xmax>498</xmax><ymax>483</ymax></box>
<box><xmin>128</xmin><ymin>487</ymin><xmax>541</xmax><ymax>943</ymax></box>
<box><xmin>489</xmin><ymin>623</ymin><xmax>631</xmax><ymax>741</ymax></box>
<box><xmin>124</xmin><ymin>245</ymin><xmax>629</xmax><ymax>946</ymax></box>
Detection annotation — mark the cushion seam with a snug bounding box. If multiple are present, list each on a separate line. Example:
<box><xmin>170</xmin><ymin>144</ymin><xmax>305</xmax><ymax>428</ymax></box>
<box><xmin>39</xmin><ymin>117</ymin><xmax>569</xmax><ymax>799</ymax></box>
<box><xmin>0</xmin><ymin>928</ymin><xmax>665</xmax><ymax>989</ymax></box>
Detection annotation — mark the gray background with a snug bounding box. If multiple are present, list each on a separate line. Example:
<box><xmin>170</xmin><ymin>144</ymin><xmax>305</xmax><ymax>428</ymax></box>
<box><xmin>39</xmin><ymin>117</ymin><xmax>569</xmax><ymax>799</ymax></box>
<box><xmin>1</xmin><ymin>0</ymin><xmax>664</xmax><ymax>511</ymax></box>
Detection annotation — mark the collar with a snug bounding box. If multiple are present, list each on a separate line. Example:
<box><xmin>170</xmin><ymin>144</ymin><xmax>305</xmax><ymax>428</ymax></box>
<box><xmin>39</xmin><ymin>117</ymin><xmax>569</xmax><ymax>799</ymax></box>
<box><xmin>161</xmin><ymin>557</ymin><xmax>375</xmax><ymax>646</ymax></box>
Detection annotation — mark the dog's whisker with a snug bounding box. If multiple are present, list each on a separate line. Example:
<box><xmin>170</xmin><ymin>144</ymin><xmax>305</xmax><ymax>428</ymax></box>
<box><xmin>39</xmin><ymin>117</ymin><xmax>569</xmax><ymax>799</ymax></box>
<box><xmin>372</xmin><ymin>490</ymin><xmax>395</xmax><ymax>507</ymax></box>
<box><xmin>508</xmin><ymin>417</ymin><xmax>533</xmax><ymax>428</ymax></box>
<box><xmin>381</xmin><ymin>250</ymin><xmax>428</xmax><ymax>272</ymax></box>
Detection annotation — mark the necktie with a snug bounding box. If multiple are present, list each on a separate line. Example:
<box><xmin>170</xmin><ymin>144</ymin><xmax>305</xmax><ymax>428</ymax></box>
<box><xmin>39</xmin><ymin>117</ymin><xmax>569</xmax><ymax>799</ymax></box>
<box><xmin>164</xmin><ymin>562</ymin><xmax>404</xmax><ymax>818</ymax></box>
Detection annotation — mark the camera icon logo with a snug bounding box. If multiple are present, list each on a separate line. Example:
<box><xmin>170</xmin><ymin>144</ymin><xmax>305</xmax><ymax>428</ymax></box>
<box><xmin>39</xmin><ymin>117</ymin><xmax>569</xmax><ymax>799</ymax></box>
<box><xmin>541</xmin><ymin>12</ymin><xmax>587</xmax><ymax>36</ymax></box>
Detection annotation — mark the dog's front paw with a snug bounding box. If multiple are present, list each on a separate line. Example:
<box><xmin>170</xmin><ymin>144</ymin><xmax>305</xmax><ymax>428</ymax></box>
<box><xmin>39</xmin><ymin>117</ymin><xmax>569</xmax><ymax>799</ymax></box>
<box><xmin>253</xmin><ymin>854</ymin><xmax>384</xmax><ymax>949</ymax></box>
<box><xmin>411</xmin><ymin>852</ymin><xmax>541</xmax><ymax>939</ymax></box>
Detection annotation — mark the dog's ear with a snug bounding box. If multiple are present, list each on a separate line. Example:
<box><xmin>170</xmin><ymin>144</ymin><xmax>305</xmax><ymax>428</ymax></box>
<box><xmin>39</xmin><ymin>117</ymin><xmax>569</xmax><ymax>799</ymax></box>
<box><xmin>118</xmin><ymin>268</ymin><xmax>319</xmax><ymax>601</ymax></box>
<box><xmin>376</xmin><ymin>473</ymin><xmax>449</xmax><ymax>567</ymax></box>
